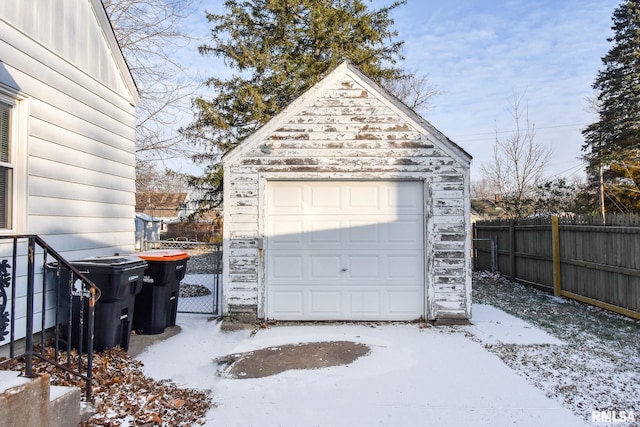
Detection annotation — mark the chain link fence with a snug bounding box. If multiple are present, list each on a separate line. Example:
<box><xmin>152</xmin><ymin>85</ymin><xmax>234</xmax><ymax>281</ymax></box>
<box><xmin>142</xmin><ymin>240</ymin><xmax>221</xmax><ymax>316</ymax></box>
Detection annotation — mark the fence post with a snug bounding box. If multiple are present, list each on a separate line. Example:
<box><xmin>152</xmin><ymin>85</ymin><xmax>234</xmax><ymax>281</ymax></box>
<box><xmin>491</xmin><ymin>238</ymin><xmax>497</xmax><ymax>272</ymax></box>
<box><xmin>552</xmin><ymin>216</ymin><xmax>562</xmax><ymax>296</ymax></box>
<box><xmin>472</xmin><ymin>223</ymin><xmax>477</xmax><ymax>270</ymax></box>
<box><xmin>509</xmin><ymin>220</ymin><xmax>515</xmax><ymax>280</ymax></box>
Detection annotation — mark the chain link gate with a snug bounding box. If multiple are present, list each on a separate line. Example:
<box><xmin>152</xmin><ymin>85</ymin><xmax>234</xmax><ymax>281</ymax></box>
<box><xmin>142</xmin><ymin>240</ymin><xmax>221</xmax><ymax>316</ymax></box>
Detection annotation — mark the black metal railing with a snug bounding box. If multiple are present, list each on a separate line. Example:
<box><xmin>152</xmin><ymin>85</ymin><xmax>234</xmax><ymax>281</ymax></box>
<box><xmin>0</xmin><ymin>235</ymin><xmax>101</xmax><ymax>401</ymax></box>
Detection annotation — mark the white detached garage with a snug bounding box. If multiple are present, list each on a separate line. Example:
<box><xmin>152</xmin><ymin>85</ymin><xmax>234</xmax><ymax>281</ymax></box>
<box><xmin>222</xmin><ymin>61</ymin><xmax>472</xmax><ymax>323</ymax></box>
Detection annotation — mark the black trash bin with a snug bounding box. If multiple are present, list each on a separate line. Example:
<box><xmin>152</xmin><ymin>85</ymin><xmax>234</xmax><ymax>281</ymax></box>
<box><xmin>49</xmin><ymin>256</ymin><xmax>147</xmax><ymax>352</ymax></box>
<box><xmin>133</xmin><ymin>249</ymin><xmax>190</xmax><ymax>335</ymax></box>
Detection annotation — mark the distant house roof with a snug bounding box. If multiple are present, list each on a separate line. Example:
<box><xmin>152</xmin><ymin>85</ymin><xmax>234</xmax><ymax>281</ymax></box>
<box><xmin>135</xmin><ymin>212</ymin><xmax>160</xmax><ymax>222</ymax></box>
<box><xmin>135</xmin><ymin>193</ymin><xmax>187</xmax><ymax>218</ymax></box>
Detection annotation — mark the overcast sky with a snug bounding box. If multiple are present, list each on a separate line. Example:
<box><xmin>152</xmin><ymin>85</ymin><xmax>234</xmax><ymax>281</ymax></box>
<box><xmin>177</xmin><ymin>0</ymin><xmax>620</xmax><ymax>182</ymax></box>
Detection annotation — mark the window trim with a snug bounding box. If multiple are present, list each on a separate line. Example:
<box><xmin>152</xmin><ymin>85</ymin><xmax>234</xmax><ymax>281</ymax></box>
<box><xmin>0</xmin><ymin>84</ymin><xmax>28</xmax><ymax>235</ymax></box>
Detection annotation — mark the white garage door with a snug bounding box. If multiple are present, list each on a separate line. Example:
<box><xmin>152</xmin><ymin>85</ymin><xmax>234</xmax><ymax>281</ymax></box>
<box><xmin>266</xmin><ymin>181</ymin><xmax>424</xmax><ymax>320</ymax></box>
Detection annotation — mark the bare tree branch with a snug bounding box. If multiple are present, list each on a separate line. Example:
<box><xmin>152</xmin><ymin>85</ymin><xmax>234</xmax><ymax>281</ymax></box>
<box><xmin>481</xmin><ymin>91</ymin><xmax>553</xmax><ymax>217</ymax></box>
<box><xmin>135</xmin><ymin>159</ymin><xmax>188</xmax><ymax>192</ymax></box>
<box><xmin>381</xmin><ymin>71</ymin><xmax>442</xmax><ymax>115</ymax></box>
<box><xmin>103</xmin><ymin>0</ymin><xmax>202</xmax><ymax>163</ymax></box>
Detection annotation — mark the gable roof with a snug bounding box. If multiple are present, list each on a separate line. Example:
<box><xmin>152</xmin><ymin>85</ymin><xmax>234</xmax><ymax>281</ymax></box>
<box><xmin>224</xmin><ymin>60</ymin><xmax>471</xmax><ymax>167</ymax></box>
<box><xmin>135</xmin><ymin>193</ymin><xmax>187</xmax><ymax>217</ymax></box>
<box><xmin>91</xmin><ymin>0</ymin><xmax>139</xmax><ymax>105</ymax></box>
<box><xmin>0</xmin><ymin>0</ymin><xmax>139</xmax><ymax>105</ymax></box>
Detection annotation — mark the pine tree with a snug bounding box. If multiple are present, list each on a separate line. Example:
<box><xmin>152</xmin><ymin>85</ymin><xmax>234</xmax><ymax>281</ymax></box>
<box><xmin>181</xmin><ymin>0</ymin><xmax>407</xmax><ymax>208</ymax></box>
<box><xmin>582</xmin><ymin>0</ymin><xmax>640</xmax><ymax>213</ymax></box>
<box><xmin>605</xmin><ymin>158</ymin><xmax>640</xmax><ymax>212</ymax></box>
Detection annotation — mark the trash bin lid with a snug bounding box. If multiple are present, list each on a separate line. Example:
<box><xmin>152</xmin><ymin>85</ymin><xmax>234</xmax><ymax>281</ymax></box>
<box><xmin>73</xmin><ymin>255</ymin><xmax>148</xmax><ymax>267</ymax></box>
<box><xmin>136</xmin><ymin>249</ymin><xmax>190</xmax><ymax>262</ymax></box>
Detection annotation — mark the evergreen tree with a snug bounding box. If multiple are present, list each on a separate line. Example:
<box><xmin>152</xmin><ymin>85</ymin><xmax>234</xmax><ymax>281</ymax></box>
<box><xmin>582</xmin><ymin>0</ymin><xmax>640</xmax><ymax>213</ymax></box>
<box><xmin>532</xmin><ymin>178</ymin><xmax>593</xmax><ymax>216</ymax></box>
<box><xmin>605</xmin><ymin>157</ymin><xmax>640</xmax><ymax>212</ymax></box>
<box><xmin>181</xmin><ymin>0</ymin><xmax>407</xmax><ymax>208</ymax></box>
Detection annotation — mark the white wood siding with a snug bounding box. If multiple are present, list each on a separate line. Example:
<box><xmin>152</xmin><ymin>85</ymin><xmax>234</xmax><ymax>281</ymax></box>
<box><xmin>0</xmin><ymin>2</ymin><xmax>137</xmax><ymax>253</ymax></box>
<box><xmin>223</xmin><ymin>62</ymin><xmax>472</xmax><ymax>321</ymax></box>
<box><xmin>0</xmin><ymin>1</ymin><xmax>138</xmax><ymax>339</ymax></box>
<box><xmin>0</xmin><ymin>0</ymin><xmax>135</xmax><ymax>105</ymax></box>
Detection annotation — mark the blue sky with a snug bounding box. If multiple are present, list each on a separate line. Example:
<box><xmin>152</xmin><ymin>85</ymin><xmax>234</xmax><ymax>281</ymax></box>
<box><xmin>177</xmin><ymin>0</ymin><xmax>620</xmax><ymax>182</ymax></box>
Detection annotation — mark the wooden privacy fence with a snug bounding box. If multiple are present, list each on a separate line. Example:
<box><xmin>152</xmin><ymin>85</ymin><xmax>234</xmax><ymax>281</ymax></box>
<box><xmin>473</xmin><ymin>215</ymin><xmax>640</xmax><ymax>320</ymax></box>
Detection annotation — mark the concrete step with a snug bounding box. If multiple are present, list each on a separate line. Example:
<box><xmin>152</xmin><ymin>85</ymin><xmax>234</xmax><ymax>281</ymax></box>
<box><xmin>0</xmin><ymin>370</ymin><xmax>31</xmax><ymax>393</ymax></box>
<box><xmin>0</xmin><ymin>370</ymin><xmax>81</xmax><ymax>427</ymax></box>
<box><xmin>49</xmin><ymin>385</ymin><xmax>81</xmax><ymax>427</ymax></box>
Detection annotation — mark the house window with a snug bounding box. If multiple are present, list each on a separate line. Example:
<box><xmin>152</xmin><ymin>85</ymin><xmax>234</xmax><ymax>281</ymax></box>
<box><xmin>0</xmin><ymin>101</ymin><xmax>13</xmax><ymax>230</ymax></box>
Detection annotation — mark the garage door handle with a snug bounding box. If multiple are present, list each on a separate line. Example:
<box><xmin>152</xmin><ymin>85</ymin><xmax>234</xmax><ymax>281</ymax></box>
<box><xmin>341</xmin><ymin>268</ymin><xmax>348</xmax><ymax>272</ymax></box>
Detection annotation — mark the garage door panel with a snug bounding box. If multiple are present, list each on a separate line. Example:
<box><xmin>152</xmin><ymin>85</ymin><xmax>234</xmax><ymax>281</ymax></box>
<box><xmin>347</xmin><ymin>221</ymin><xmax>380</xmax><ymax>243</ymax></box>
<box><xmin>386</xmin><ymin>182</ymin><xmax>423</xmax><ymax>214</ymax></box>
<box><xmin>267</xmin><ymin>180</ymin><xmax>424</xmax><ymax>320</ymax></box>
<box><xmin>387</xmin><ymin>254</ymin><xmax>423</xmax><ymax>279</ymax></box>
<box><xmin>270</xmin><ymin>288</ymin><xmax>423</xmax><ymax>320</ymax></box>
<box><xmin>348</xmin><ymin>256</ymin><xmax>380</xmax><ymax>278</ymax></box>
<box><xmin>346</xmin><ymin>184</ymin><xmax>380</xmax><ymax>209</ymax></box>
<box><xmin>269</xmin><ymin>252</ymin><xmax>423</xmax><ymax>285</ymax></box>
<box><xmin>387</xmin><ymin>290</ymin><xmax>423</xmax><ymax>314</ymax></box>
<box><xmin>309</xmin><ymin>221</ymin><xmax>342</xmax><ymax>243</ymax></box>
<box><xmin>349</xmin><ymin>292</ymin><xmax>380</xmax><ymax>314</ymax></box>
<box><xmin>271</xmin><ymin>291</ymin><xmax>304</xmax><ymax>315</ymax></box>
<box><xmin>346</xmin><ymin>219</ymin><xmax>422</xmax><ymax>249</ymax></box>
<box><xmin>310</xmin><ymin>186</ymin><xmax>341</xmax><ymax>209</ymax></box>
<box><xmin>269</xmin><ymin>217</ymin><xmax>304</xmax><ymax>248</ymax></box>
<box><xmin>310</xmin><ymin>291</ymin><xmax>342</xmax><ymax>314</ymax></box>
<box><xmin>271</xmin><ymin>255</ymin><xmax>304</xmax><ymax>279</ymax></box>
<box><xmin>269</xmin><ymin>216</ymin><xmax>422</xmax><ymax>249</ymax></box>
<box><xmin>270</xmin><ymin>185</ymin><xmax>304</xmax><ymax>211</ymax></box>
<box><xmin>269</xmin><ymin>181</ymin><xmax>423</xmax><ymax>214</ymax></box>
<box><xmin>388</xmin><ymin>220</ymin><xmax>423</xmax><ymax>244</ymax></box>
<box><xmin>310</xmin><ymin>256</ymin><xmax>342</xmax><ymax>279</ymax></box>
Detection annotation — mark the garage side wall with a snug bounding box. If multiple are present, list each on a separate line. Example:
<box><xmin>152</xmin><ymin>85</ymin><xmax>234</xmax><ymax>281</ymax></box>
<box><xmin>223</xmin><ymin>69</ymin><xmax>471</xmax><ymax>322</ymax></box>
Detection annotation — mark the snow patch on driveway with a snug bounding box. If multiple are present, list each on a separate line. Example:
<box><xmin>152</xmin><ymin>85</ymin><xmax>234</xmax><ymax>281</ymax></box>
<box><xmin>469</xmin><ymin>304</ymin><xmax>565</xmax><ymax>345</ymax></box>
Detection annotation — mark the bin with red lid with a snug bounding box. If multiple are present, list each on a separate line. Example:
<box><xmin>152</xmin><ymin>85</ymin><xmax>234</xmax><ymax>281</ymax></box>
<box><xmin>132</xmin><ymin>249</ymin><xmax>190</xmax><ymax>334</ymax></box>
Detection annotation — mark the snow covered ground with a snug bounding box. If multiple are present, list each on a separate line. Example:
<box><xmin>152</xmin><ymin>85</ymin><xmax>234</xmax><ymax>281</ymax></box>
<box><xmin>136</xmin><ymin>273</ymin><xmax>640</xmax><ymax>427</ymax></box>
<box><xmin>139</xmin><ymin>318</ymin><xmax>586</xmax><ymax>427</ymax></box>
<box><xmin>473</xmin><ymin>272</ymin><xmax>640</xmax><ymax>427</ymax></box>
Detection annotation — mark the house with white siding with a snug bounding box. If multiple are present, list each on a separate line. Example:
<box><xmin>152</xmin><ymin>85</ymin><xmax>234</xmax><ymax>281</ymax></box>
<box><xmin>0</xmin><ymin>0</ymin><xmax>138</xmax><ymax>338</ymax></box>
<box><xmin>222</xmin><ymin>61</ymin><xmax>472</xmax><ymax>324</ymax></box>
<box><xmin>0</xmin><ymin>0</ymin><xmax>138</xmax><ymax>255</ymax></box>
